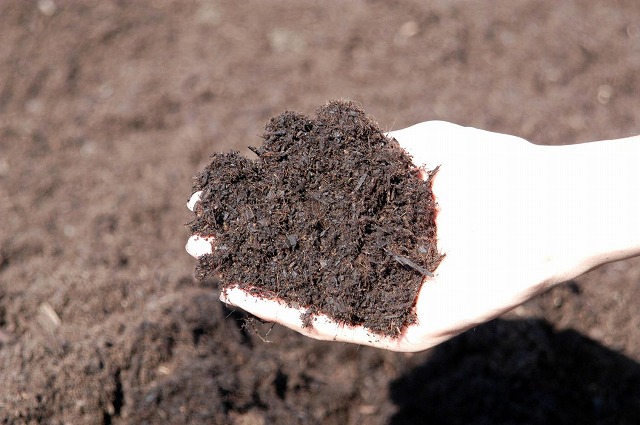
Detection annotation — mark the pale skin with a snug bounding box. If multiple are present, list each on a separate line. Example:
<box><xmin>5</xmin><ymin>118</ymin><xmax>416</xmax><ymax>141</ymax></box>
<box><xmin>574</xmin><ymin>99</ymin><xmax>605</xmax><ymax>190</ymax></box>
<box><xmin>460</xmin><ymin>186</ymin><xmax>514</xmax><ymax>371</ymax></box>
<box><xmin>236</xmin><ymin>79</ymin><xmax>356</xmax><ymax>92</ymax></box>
<box><xmin>186</xmin><ymin>121</ymin><xmax>640</xmax><ymax>352</ymax></box>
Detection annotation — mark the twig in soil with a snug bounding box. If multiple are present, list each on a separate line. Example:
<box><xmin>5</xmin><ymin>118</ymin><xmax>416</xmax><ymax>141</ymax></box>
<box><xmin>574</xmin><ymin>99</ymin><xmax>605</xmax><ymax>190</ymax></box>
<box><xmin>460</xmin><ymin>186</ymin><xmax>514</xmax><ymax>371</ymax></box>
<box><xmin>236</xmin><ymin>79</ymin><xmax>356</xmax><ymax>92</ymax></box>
<box><xmin>243</xmin><ymin>318</ymin><xmax>275</xmax><ymax>343</ymax></box>
<box><xmin>384</xmin><ymin>248</ymin><xmax>433</xmax><ymax>278</ymax></box>
<box><xmin>353</xmin><ymin>172</ymin><xmax>368</xmax><ymax>192</ymax></box>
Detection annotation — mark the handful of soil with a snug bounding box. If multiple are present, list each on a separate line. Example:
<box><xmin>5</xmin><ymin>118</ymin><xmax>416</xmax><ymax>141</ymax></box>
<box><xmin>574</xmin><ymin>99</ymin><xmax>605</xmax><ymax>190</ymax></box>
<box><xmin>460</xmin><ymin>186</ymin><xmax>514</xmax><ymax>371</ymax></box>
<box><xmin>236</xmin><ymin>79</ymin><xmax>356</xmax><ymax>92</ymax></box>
<box><xmin>190</xmin><ymin>100</ymin><xmax>442</xmax><ymax>337</ymax></box>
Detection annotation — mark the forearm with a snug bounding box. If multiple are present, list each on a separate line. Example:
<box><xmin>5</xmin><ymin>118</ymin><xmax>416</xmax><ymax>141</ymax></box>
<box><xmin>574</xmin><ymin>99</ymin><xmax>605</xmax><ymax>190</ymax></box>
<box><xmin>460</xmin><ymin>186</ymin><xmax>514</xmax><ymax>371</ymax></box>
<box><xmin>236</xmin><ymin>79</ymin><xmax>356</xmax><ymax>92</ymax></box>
<box><xmin>543</xmin><ymin>135</ymin><xmax>640</xmax><ymax>280</ymax></box>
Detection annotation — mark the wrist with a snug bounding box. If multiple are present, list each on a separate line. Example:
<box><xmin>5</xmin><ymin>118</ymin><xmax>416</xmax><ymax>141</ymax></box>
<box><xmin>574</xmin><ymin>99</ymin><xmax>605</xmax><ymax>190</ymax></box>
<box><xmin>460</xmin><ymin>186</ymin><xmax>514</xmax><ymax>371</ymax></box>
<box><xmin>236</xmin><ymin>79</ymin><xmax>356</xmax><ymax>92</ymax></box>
<box><xmin>542</xmin><ymin>136</ymin><xmax>640</xmax><ymax>281</ymax></box>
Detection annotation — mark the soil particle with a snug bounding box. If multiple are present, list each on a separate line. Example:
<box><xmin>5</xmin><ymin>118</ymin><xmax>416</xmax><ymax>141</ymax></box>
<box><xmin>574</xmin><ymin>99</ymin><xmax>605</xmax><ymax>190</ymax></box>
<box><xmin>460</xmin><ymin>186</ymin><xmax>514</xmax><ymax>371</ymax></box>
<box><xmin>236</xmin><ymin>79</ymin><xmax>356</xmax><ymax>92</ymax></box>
<box><xmin>190</xmin><ymin>101</ymin><xmax>443</xmax><ymax>337</ymax></box>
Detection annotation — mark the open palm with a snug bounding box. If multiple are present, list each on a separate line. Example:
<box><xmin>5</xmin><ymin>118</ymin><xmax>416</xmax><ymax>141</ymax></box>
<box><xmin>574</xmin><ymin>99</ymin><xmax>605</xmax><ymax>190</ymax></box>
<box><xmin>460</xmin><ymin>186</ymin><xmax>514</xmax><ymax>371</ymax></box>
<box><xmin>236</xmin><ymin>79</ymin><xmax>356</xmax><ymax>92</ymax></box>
<box><xmin>187</xmin><ymin>121</ymin><xmax>566</xmax><ymax>352</ymax></box>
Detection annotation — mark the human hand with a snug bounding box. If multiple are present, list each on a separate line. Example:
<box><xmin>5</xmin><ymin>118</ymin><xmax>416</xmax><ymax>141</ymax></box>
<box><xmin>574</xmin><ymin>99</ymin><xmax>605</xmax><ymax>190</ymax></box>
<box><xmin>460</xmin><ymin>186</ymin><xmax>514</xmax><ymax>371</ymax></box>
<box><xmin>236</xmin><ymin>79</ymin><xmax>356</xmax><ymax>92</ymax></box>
<box><xmin>186</xmin><ymin>121</ymin><xmax>569</xmax><ymax>352</ymax></box>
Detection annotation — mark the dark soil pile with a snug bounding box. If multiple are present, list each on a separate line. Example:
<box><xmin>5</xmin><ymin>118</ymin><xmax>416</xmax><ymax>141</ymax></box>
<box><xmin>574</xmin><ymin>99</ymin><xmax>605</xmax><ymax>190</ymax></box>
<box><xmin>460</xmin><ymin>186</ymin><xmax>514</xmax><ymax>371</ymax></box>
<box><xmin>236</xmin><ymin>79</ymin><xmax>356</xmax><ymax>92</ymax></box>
<box><xmin>191</xmin><ymin>101</ymin><xmax>442</xmax><ymax>336</ymax></box>
<box><xmin>3</xmin><ymin>1</ymin><xmax>640</xmax><ymax>423</ymax></box>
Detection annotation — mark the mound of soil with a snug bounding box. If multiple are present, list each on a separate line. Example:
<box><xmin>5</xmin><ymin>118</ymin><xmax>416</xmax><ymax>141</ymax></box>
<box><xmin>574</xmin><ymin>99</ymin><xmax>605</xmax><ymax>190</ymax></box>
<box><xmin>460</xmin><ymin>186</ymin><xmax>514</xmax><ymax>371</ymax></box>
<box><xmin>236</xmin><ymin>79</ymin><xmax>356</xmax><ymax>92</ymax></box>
<box><xmin>2</xmin><ymin>2</ymin><xmax>640</xmax><ymax>424</ymax></box>
<box><xmin>190</xmin><ymin>101</ymin><xmax>442</xmax><ymax>336</ymax></box>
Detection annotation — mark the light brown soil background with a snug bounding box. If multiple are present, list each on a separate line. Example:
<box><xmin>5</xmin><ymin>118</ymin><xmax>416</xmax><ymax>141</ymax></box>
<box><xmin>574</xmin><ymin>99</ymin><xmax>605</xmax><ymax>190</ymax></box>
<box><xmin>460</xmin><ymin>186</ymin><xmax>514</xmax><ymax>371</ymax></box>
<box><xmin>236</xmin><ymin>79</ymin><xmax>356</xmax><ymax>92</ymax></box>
<box><xmin>1</xmin><ymin>1</ymin><xmax>639</xmax><ymax>424</ymax></box>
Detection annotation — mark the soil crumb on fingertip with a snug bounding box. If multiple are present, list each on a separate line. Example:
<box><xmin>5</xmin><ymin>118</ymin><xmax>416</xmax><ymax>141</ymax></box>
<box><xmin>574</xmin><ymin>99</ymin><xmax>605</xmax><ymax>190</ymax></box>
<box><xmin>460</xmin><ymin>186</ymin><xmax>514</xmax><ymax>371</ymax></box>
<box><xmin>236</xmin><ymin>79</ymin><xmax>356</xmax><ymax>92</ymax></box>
<box><xmin>190</xmin><ymin>100</ymin><xmax>442</xmax><ymax>337</ymax></box>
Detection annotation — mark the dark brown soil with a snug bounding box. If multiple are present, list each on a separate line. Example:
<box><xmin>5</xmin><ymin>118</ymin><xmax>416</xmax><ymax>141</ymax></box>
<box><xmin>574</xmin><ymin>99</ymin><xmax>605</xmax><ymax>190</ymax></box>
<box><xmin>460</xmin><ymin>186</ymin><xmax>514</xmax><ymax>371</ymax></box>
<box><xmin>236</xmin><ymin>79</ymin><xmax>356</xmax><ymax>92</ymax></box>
<box><xmin>2</xmin><ymin>1</ymin><xmax>640</xmax><ymax>424</ymax></box>
<box><xmin>191</xmin><ymin>101</ymin><xmax>441</xmax><ymax>336</ymax></box>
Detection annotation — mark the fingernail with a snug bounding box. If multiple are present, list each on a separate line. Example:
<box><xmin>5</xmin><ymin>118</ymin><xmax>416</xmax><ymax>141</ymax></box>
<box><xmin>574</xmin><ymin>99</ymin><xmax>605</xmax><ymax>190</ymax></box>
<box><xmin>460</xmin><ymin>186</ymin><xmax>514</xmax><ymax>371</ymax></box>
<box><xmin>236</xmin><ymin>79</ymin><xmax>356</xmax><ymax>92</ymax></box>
<box><xmin>219</xmin><ymin>291</ymin><xmax>229</xmax><ymax>304</ymax></box>
<box><xmin>187</xmin><ymin>191</ymin><xmax>203</xmax><ymax>212</ymax></box>
<box><xmin>185</xmin><ymin>234</ymin><xmax>213</xmax><ymax>258</ymax></box>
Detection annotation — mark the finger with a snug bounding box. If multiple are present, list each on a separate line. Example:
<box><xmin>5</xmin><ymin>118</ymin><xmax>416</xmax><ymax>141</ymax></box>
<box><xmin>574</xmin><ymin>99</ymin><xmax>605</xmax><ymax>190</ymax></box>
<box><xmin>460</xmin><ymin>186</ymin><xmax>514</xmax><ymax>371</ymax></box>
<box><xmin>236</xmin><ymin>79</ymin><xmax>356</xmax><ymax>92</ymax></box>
<box><xmin>387</xmin><ymin>121</ymin><xmax>459</xmax><ymax>169</ymax></box>
<box><xmin>187</xmin><ymin>190</ymin><xmax>203</xmax><ymax>212</ymax></box>
<box><xmin>185</xmin><ymin>234</ymin><xmax>214</xmax><ymax>258</ymax></box>
<box><xmin>310</xmin><ymin>314</ymin><xmax>399</xmax><ymax>349</ymax></box>
<box><xmin>220</xmin><ymin>286</ymin><xmax>321</xmax><ymax>337</ymax></box>
<box><xmin>220</xmin><ymin>286</ymin><xmax>418</xmax><ymax>350</ymax></box>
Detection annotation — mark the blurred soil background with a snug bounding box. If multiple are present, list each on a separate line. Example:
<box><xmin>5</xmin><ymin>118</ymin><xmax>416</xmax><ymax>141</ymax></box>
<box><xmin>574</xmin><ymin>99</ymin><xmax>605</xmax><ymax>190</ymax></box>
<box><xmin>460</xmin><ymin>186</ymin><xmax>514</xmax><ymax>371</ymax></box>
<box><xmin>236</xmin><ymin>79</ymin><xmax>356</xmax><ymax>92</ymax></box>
<box><xmin>1</xmin><ymin>1</ymin><xmax>640</xmax><ymax>424</ymax></box>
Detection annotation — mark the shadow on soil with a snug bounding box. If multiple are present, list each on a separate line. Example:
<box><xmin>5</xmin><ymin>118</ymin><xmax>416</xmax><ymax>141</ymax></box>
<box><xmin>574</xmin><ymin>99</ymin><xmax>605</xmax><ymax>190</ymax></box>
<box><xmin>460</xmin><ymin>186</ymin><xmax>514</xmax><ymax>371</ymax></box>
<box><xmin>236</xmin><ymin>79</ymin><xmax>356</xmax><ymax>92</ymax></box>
<box><xmin>389</xmin><ymin>318</ymin><xmax>640</xmax><ymax>425</ymax></box>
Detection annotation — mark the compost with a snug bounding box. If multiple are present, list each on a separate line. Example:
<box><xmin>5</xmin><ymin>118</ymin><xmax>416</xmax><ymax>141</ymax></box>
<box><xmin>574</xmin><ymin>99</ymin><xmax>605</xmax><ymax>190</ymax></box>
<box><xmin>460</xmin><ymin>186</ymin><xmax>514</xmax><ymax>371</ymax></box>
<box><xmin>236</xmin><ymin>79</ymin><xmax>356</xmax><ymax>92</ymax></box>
<box><xmin>190</xmin><ymin>101</ymin><xmax>442</xmax><ymax>336</ymax></box>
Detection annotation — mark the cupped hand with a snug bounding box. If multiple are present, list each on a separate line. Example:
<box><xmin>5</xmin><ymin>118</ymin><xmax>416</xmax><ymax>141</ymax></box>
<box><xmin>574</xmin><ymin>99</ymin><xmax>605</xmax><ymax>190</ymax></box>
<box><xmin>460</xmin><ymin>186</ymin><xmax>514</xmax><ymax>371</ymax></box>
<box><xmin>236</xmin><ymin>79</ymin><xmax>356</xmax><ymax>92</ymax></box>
<box><xmin>186</xmin><ymin>121</ymin><xmax>563</xmax><ymax>352</ymax></box>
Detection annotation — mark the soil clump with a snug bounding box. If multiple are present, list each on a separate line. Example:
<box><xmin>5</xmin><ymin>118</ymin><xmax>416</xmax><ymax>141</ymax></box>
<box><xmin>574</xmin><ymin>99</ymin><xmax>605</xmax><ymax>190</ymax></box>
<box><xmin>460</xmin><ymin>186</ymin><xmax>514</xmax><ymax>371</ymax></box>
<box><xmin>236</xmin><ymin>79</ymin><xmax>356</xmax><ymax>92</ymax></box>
<box><xmin>190</xmin><ymin>100</ymin><xmax>442</xmax><ymax>336</ymax></box>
